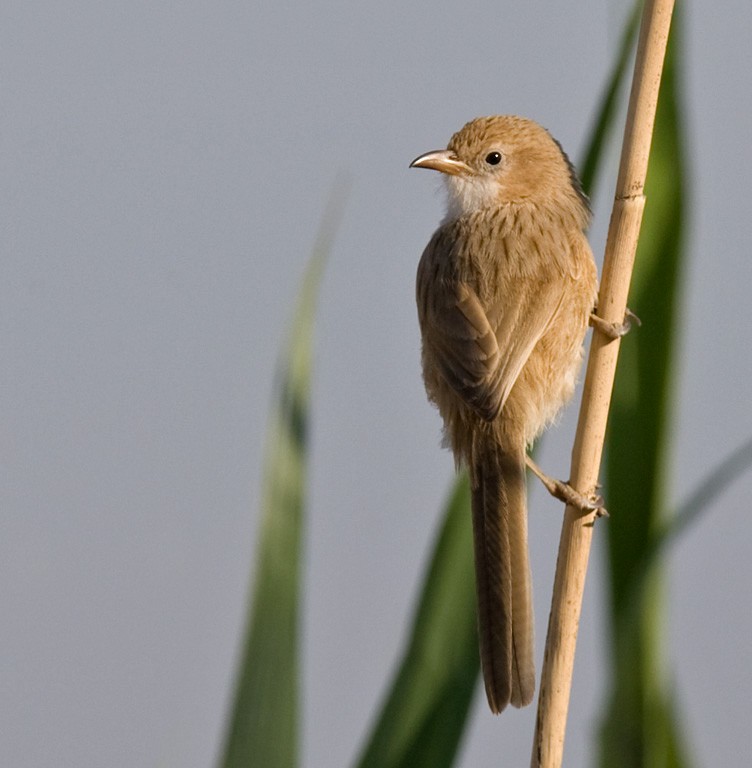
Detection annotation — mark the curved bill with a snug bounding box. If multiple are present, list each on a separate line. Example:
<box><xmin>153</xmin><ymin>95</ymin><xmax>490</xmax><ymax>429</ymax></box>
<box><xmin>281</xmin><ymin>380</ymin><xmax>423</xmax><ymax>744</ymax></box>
<box><xmin>409</xmin><ymin>149</ymin><xmax>471</xmax><ymax>176</ymax></box>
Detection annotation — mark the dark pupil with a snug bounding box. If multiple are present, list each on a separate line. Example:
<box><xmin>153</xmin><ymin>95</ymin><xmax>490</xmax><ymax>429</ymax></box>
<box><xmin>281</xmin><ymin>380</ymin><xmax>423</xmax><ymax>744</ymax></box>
<box><xmin>485</xmin><ymin>152</ymin><xmax>501</xmax><ymax>165</ymax></box>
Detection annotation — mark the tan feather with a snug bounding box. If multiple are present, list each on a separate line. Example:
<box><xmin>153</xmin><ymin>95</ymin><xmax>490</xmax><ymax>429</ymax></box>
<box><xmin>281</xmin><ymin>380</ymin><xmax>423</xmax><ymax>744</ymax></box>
<box><xmin>412</xmin><ymin>115</ymin><xmax>598</xmax><ymax>713</ymax></box>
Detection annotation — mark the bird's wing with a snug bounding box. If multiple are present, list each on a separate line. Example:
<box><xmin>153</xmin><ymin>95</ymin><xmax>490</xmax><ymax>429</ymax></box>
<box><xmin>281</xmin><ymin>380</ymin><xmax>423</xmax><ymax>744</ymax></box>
<box><xmin>418</xmin><ymin>266</ymin><xmax>566</xmax><ymax>422</ymax></box>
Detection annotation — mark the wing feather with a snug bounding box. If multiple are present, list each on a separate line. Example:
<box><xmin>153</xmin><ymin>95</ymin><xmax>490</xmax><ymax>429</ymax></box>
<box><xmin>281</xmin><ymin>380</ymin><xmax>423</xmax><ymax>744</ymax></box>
<box><xmin>417</xmin><ymin>232</ymin><xmax>566</xmax><ymax>422</ymax></box>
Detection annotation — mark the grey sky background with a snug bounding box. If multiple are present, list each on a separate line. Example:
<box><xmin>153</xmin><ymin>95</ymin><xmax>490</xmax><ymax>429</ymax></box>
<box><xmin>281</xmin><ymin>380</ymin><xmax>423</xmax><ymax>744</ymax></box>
<box><xmin>3</xmin><ymin>1</ymin><xmax>751</xmax><ymax>766</ymax></box>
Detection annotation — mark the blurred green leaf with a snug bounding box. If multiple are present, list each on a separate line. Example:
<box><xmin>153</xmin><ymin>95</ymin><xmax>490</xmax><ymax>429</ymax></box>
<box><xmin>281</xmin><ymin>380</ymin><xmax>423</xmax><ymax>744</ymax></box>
<box><xmin>353</xmin><ymin>475</ymin><xmax>478</xmax><ymax>768</ymax></box>
<box><xmin>218</xmin><ymin>184</ymin><xmax>349</xmax><ymax>768</ymax></box>
<box><xmin>579</xmin><ymin>4</ymin><xmax>641</xmax><ymax>198</ymax></box>
<box><xmin>599</xmin><ymin>436</ymin><xmax>752</xmax><ymax>768</ymax></box>
<box><xmin>654</xmin><ymin>436</ymin><xmax>752</xmax><ymax>555</ymax></box>
<box><xmin>599</xmin><ymin>11</ymin><xmax>690</xmax><ymax>768</ymax></box>
<box><xmin>627</xmin><ymin>436</ymin><xmax>752</xmax><ymax>607</ymax></box>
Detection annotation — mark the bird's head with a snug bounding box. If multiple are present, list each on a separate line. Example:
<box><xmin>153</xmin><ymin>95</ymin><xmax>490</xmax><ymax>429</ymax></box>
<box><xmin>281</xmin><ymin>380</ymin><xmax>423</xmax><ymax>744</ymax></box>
<box><xmin>410</xmin><ymin>115</ymin><xmax>589</xmax><ymax>223</ymax></box>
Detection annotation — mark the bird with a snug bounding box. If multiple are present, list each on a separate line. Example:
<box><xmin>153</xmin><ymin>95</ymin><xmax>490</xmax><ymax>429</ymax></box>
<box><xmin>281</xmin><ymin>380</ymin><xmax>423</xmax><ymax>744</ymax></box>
<box><xmin>410</xmin><ymin>115</ymin><xmax>598</xmax><ymax>713</ymax></box>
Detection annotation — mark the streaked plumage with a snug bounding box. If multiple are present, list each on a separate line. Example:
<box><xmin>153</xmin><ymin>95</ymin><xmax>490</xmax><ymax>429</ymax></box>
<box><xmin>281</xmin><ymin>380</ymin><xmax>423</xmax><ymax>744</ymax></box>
<box><xmin>411</xmin><ymin>116</ymin><xmax>597</xmax><ymax>713</ymax></box>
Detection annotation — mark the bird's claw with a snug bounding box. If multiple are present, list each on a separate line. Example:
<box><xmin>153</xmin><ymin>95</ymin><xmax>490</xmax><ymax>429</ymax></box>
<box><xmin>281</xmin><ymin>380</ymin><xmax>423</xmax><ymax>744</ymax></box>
<box><xmin>590</xmin><ymin>308</ymin><xmax>641</xmax><ymax>340</ymax></box>
<box><xmin>545</xmin><ymin>477</ymin><xmax>607</xmax><ymax>517</ymax></box>
<box><xmin>525</xmin><ymin>456</ymin><xmax>607</xmax><ymax>517</ymax></box>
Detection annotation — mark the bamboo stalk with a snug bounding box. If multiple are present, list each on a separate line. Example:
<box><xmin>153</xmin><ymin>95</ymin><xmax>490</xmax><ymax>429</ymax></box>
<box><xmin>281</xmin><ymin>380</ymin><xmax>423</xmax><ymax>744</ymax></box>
<box><xmin>530</xmin><ymin>2</ymin><xmax>676</xmax><ymax>766</ymax></box>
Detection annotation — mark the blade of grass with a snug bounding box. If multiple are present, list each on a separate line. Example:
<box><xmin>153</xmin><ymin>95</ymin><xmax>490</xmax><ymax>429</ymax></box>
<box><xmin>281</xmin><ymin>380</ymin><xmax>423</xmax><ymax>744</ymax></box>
<box><xmin>579</xmin><ymin>4</ymin><xmax>641</xmax><ymax>198</ymax></box>
<box><xmin>218</xmin><ymin>182</ymin><xmax>349</xmax><ymax>768</ymax></box>
<box><xmin>632</xmin><ymin>436</ymin><xmax>752</xmax><ymax>597</ymax></box>
<box><xmin>353</xmin><ymin>475</ymin><xmax>478</xmax><ymax>768</ymax></box>
<box><xmin>597</xmin><ymin>437</ymin><xmax>752</xmax><ymax>768</ymax></box>
<box><xmin>598</xmin><ymin>11</ymin><xmax>689</xmax><ymax>768</ymax></box>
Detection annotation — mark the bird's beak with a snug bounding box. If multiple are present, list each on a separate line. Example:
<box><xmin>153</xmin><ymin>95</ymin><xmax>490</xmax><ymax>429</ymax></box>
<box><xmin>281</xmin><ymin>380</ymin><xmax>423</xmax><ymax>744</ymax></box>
<box><xmin>409</xmin><ymin>150</ymin><xmax>471</xmax><ymax>176</ymax></box>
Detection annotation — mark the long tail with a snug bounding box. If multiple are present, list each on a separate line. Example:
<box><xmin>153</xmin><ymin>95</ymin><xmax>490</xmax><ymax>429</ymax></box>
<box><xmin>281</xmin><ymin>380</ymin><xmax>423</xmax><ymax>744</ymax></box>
<box><xmin>471</xmin><ymin>438</ymin><xmax>535</xmax><ymax>713</ymax></box>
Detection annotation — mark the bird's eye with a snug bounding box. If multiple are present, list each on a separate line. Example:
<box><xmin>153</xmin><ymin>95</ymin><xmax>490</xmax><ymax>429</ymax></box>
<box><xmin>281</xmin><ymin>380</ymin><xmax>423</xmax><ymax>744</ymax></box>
<box><xmin>485</xmin><ymin>151</ymin><xmax>502</xmax><ymax>166</ymax></box>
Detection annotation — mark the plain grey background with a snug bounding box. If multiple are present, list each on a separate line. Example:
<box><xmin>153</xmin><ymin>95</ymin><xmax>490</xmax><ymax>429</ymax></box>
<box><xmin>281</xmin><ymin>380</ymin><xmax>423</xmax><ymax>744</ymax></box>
<box><xmin>3</xmin><ymin>1</ymin><xmax>751</xmax><ymax>766</ymax></box>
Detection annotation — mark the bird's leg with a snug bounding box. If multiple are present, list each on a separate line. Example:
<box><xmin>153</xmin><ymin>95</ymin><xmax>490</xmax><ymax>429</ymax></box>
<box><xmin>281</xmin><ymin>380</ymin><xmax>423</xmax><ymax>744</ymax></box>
<box><xmin>525</xmin><ymin>456</ymin><xmax>607</xmax><ymax>517</ymax></box>
<box><xmin>589</xmin><ymin>308</ymin><xmax>641</xmax><ymax>340</ymax></box>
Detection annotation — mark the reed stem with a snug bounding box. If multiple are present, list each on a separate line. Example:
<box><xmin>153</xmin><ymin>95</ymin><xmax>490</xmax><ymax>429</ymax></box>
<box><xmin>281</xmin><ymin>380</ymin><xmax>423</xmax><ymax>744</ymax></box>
<box><xmin>530</xmin><ymin>2</ymin><xmax>677</xmax><ymax>765</ymax></box>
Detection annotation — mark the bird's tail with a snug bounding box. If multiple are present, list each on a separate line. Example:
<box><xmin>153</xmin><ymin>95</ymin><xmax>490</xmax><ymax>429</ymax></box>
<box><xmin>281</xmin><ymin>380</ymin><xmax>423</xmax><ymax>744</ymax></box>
<box><xmin>471</xmin><ymin>437</ymin><xmax>535</xmax><ymax>713</ymax></box>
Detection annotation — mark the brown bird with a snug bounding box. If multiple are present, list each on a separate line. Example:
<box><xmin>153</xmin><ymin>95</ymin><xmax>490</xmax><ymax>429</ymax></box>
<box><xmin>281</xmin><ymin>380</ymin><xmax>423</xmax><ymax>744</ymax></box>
<box><xmin>411</xmin><ymin>116</ymin><xmax>598</xmax><ymax>713</ymax></box>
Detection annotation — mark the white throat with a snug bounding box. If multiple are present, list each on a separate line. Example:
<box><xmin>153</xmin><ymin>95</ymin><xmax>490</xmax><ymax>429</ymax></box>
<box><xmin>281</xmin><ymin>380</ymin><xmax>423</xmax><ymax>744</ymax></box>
<box><xmin>442</xmin><ymin>174</ymin><xmax>500</xmax><ymax>222</ymax></box>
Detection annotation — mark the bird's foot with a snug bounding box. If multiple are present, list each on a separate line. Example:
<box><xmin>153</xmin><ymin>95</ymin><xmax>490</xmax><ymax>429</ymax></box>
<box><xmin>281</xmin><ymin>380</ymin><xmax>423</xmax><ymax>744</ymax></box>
<box><xmin>590</xmin><ymin>308</ymin><xmax>641</xmax><ymax>340</ymax></box>
<box><xmin>525</xmin><ymin>456</ymin><xmax>608</xmax><ymax>517</ymax></box>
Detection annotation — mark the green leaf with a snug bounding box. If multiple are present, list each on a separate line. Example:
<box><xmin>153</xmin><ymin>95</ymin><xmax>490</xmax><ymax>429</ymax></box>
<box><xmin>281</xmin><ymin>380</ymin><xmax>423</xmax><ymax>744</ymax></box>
<box><xmin>353</xmin><ymin>475</ymin><xmax>479</xmax><ymax>768</ymax></box>
<box><xmin>598</xmin><ymin>432</ymin><xmax>752</xmax><ymax>768</ymax></box>
<box><xmin>218</xmin><ymin>184</ymin><xmax>349</xmax><ymax>768</ymax></box>
<box><xmin>598</xmin><ymin>11</ymin><xmax>691</xmax><ymax>768</ymax></box>
<box><xmin>579</xmin><ymin>4</ymin><xmax>641</xmax><ymax>198</ymax></box>
<box><xmin>616</xmin><ymin>436</ymin><xmax>752</xmax><ymax>632</ymax></box>
<box><xmin>652</xmin><ymin>436</ymin><xmax>752</xmax><ymax>559</ymax></box>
